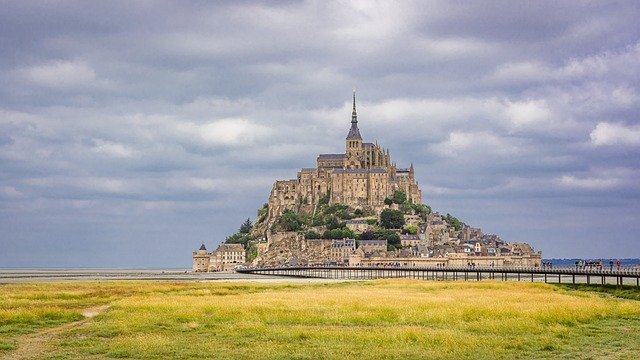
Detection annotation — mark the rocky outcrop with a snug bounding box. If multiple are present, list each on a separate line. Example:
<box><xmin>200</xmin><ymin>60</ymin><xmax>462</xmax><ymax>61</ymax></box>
<box><xmin>252</xmin><ymin>232</ymin><xmax>333</xmax><ymax>267</ymax></box>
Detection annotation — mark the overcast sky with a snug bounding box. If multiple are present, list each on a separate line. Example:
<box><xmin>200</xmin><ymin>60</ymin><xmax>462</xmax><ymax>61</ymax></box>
<box><xmin>1</xmin><ymin>1</ymin><xmax>639</xmax><ymax>268</ymax></box>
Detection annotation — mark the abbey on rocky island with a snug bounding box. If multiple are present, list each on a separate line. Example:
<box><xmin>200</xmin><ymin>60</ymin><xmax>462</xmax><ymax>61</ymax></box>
<box><xmin>193</xmin><ymin>91</ymin><xmax>541</xmax><ymax>272</ymax></box>
<box><xmin>266</xmin><ymin>91</ymin><xmax>422</xmax><ymax>221</ymax></box>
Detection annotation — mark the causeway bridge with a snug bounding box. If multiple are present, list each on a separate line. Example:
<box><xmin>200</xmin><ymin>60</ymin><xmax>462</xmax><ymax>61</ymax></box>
<box><xmin>237</xmin><ymin>266</ymin><xmax>640</xmax><ymax>287</ymax></box>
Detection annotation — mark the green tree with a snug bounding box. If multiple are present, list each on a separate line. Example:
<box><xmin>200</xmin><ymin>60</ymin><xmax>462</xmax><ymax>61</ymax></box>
<box><xmin>360</xmin><ymin>230</ymin><xmax>375</xmax><ymax>240</ymax></box>
<box><xmin>311</xmin><ymin>215</ymin><xmax>325</xmax><ymax>227</ymax></box>
<box><xmin>384</xmin><ymin>197</ymin><xmax>393</xmax><ymax>206</ymax></box>
<box><xmin>392</xmin><ymin>190</ymin><xmax>407</xmax><ymax>204</ymax></box>
<box><xmin>239</xmin><ymin>218</ymin><xmax>253</xmax><ymax>233</ymax></box>
<box><xmin>326</xmin><ymin>216</ymin><xmax>345</xmax><ymax>230</ymax></box>
<box><xmin>380</xmin><ymin>209</ymin><xmax>405</xmax><ymax>229</ymax></box>
<box><xmin>412</xmin><ymin>203</ymin><xmax>431</xmax><ymax>220</ymax></box>
<box><xmin>445</xmin><ymin>213</ymin><xmax>463</xmax><ymax>231</ymax></box>
<box><xmin>277</xmin><ymin>209</ymin><xmax>303</xmax><ymax>232</ymax></box>
<box><xmin>304</xmin><ymin>231</ymin><xmax>321</xmax><ymax>239</ymax></box>
<box><xmin>403</xmin><ymin>225</ymin><xmax>417</xmax><ymax>234</ymax></box>
<box><xmin>400</xmin><ymin>203</ymin><xmax>413</xmax><ymax>214</ymax></box>
<box><xmin>246</xmin><ymin>242</ymin><xmax>258</xmax><ymax>262</ymax></box>
<box><xmin>257</xmin><ymin>204</ymin><xmax>268</xmax><ymax>223</ymax></box>
<box><xmin>318</xmin><ymin>192</ymin><xmax>330</xmax><ymax>206</ymax></box>
<box><xmin>321</xmin><ymin>227</ymin><xmax>354</xmax><ymax>239</ymax></box>
<box><xmin>225</xmin><ymin>232</ymin><xmax>252</xmax><ymax>248</ymax></box>
<box><xmin>386</xmin><ymin>232</ymin><xmax>401</xmax><ymax>249</ymax></box>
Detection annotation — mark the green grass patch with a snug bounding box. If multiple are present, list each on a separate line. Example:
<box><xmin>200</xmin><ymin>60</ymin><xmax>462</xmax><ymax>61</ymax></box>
<box><xmin>554</xmin><ymin>283</ymin><xmax>640</xmax><ymax>301</ymax></box>
<box><xmin>2</xmin><ymin>280</ymin><xmax>640</xmax><ymax>359</ymax></box>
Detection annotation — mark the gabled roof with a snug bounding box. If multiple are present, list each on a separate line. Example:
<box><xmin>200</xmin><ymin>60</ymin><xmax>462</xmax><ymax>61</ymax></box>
<box><xmin>199</xmin><ymin>244</ymin><xmax>207</xmax><ymax>251</ymax></box>
<box><xmin>216</xmin><ymin>243</ymin><xmax>244</xmax><ymax>251</ymax></box>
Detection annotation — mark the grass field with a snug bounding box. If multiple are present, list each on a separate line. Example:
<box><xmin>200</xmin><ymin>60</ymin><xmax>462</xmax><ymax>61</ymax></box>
<box><xmin>1</xmin><ymin>280</ymin><xmax>639</xmax><ymax>359</ymax></box>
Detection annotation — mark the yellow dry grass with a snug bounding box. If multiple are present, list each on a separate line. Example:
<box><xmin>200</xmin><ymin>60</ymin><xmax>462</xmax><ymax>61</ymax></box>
<box><xmin>1</xmin><ymin>280</ymin><xmax>639</xmax><ymax>359</ymax></box>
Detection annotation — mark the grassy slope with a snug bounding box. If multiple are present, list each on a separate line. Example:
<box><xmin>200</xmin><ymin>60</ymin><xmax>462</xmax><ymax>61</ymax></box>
<box><xmin>1</xmin><ymin>280</ymin><xmax>639</xmax><ymax>359</ymax></box>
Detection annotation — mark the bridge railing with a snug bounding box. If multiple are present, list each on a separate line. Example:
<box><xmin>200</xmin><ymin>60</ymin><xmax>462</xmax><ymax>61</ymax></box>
<box><xmin>237</xmin><ymin>265</ymin><xmax>640</xmax><ymax>287</ymax></box>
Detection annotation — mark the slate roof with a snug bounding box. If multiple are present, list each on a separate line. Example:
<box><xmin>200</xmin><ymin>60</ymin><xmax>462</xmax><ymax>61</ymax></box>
<box><xmin>216</xmin><ymin>243</ymin><xmax>244</xmax><ymax>251</ymax></box>
<box><xmin>346</xmin><ymin>123</ymin><xmax>362</xmax><ymax>140</ymax></box>
<box><xmin>318</xmin><ymin>153</ymin><xmax>346</xmax><ymax>160</ymax></box>
<box><xmin>360</xmin><ymin>240</ymin><xmax>387</xmax><ymax>246</ymax></box>
<box><xmin>199</xmin><ymin>244</ymin><xmax>207</xmax><ymax>251</ymax></box>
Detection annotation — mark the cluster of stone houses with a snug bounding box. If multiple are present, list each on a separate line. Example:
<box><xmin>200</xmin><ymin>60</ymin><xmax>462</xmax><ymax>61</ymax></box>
<box><xmin>193</xmin><ymin>211</ymin><xmax>541</xmax><ymax>271</ymax></box>
<box><xmin>317</xmin><ymin>211</ymin><xmax>541</xmax><ymax>267</ymax></box>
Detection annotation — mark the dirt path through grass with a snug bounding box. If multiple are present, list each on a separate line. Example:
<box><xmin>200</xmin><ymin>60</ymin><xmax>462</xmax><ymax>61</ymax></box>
<box><xmin>1</xmin><ymin>305</ymin><xmax>110</xmax><ymax>360</ymax></box>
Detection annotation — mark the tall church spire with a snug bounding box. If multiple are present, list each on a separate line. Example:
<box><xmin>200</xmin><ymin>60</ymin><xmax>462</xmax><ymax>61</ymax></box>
<box><xmin>346</xmin><ymin>88</ymin><xmax>362</xmax><ymax>140</ymax></box>
<box><xmin>351</xmin><ymin>88</ymin><xmax>357</xmax><ymax>124</ymax></box>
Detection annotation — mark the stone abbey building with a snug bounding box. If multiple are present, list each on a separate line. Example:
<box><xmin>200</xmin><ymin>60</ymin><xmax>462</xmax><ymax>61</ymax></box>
<box><xmin>267</xmin><ymin>92</ymin><xmax>422</xmax><ymax>220</ymax></box>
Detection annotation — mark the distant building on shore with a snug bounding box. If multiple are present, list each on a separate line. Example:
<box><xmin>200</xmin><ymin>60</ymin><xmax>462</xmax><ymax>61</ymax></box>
<box><xmin>192</xmin><ymin>243</ymin><xmax>246</xmax><ymax>272</ymax></box>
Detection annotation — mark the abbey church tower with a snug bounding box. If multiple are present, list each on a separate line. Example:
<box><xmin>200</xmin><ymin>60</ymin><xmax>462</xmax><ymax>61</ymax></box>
<box><xmin>345</xmin><ymin>90</ymin><xmax>363</xmax><ymax>169</ymax></box>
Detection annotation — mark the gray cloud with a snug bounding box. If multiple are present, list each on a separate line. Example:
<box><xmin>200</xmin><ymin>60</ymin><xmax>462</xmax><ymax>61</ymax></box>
<box><xmin>1</xmin><ymin>1</ymin><xmax>639</xmax><ymax>267</ymax></box>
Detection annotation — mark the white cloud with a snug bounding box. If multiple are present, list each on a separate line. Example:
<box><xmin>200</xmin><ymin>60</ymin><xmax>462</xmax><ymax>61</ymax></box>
<box><xmin>490</xmin><ymin>41</ymin><xmax>640</xmax><ymax>85</ymax></box>
<box><xmin>590</xmin><ymin>122</ymin><xmax>640</xmax><ymax>146</ymax></box>
<box><xmin>558</xmin><ymin>167</ymin><xmax>638</xmax><ymax>190</ymax></box>
<box><xmin>331</xmin><ymin>1</ymin><xmax>411</xmax><ymax>45</ymax></box>
<box><xmin>559</xmin><ymin>175</ymin><xmax>620</xmax><ymax>190</ymax></box>
<box><xmin>80</xmin><ymin>178</ymin><xmax>129</xmax><ymax>194</ymax></box>
<box><xmin>431</xmin><ymin>131</ymin><xmax>519</xmax><ymax>158</ymax></box>
<box><xmin>18</xmin><ymin>59</ymin><xmax>96</xmax><ymax>88</ymax></box>
<box><xmin>175</xmin><ymin>118</ymin><xmax>273</xmax><ymax>148</ymax></box>
<box><xmin>492</xmin><ymin>61</ymin><xmax>551</xmax><ymax>83</ymax></box>
<box><xmin>503</xmin><ymin>100</ymin><xmax>551</xmax><ymax>129</ymax></box>
<box><xmin>188</xmin><ymin>178</ymin><xmax>219</xmax><ymax>191</ymax></box>
<box><xmin>0</xmin><ymin>186</ymin><xmax>23</xmax><ymax>198</ymax></box>
<box><xmin>91</xmin><ymin>139</ymin><xmax>134</xmax><ymax>158</ymax></box>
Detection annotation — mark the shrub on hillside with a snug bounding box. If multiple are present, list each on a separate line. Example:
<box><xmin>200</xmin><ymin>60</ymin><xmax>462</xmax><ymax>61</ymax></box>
<box><xmin>380</xmin><ymin>209</ymin><xmax>405</xmax><ymax>229</ymax></box>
